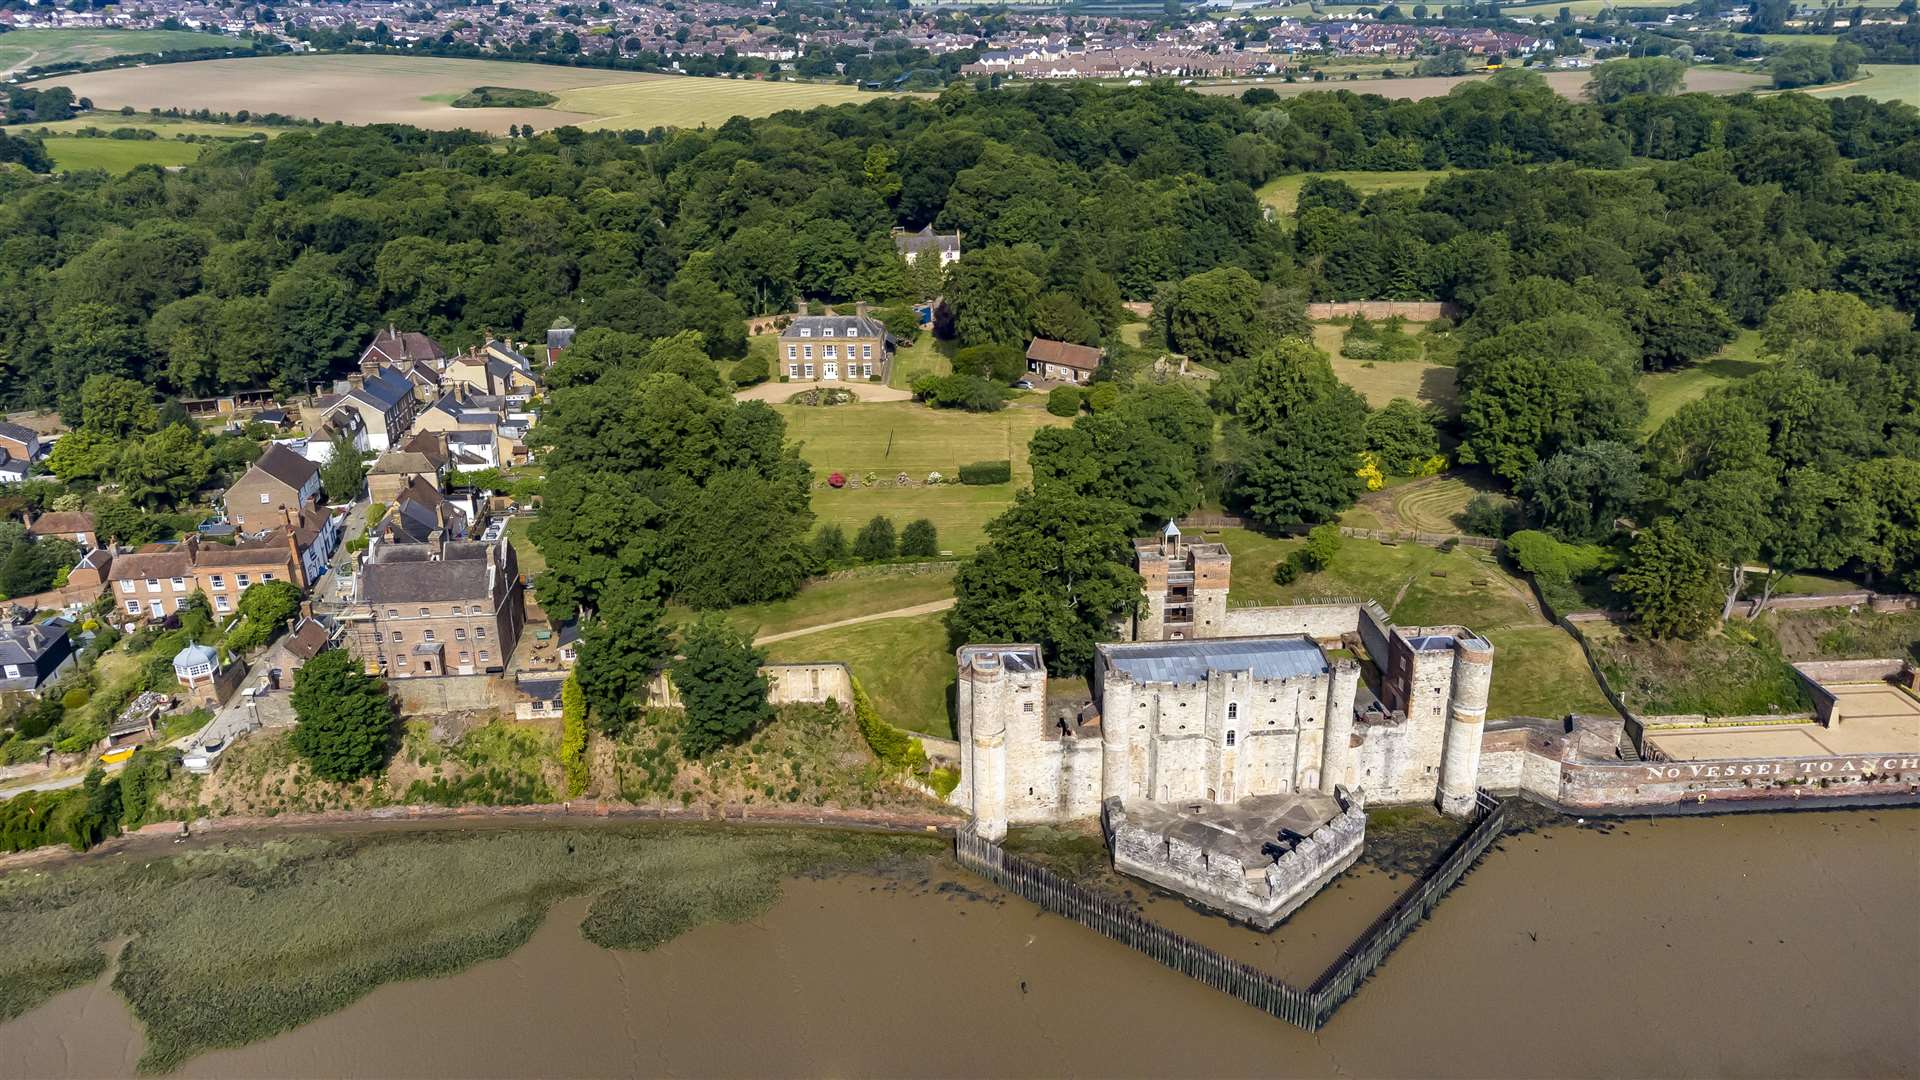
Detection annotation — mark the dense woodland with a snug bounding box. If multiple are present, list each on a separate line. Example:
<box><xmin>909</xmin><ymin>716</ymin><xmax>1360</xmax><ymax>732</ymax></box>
<box><xmin>0</xmin><ymin>74</ymin><xmax>1913</xmax><ymax>697</ymax></box>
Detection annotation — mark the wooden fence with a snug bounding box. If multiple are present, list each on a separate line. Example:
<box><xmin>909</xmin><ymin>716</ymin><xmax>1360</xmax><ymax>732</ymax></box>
<box><xmin>954</xmin><ymin>790</ymin><xmax>1508</xmax><ymax>1030</ymax></box>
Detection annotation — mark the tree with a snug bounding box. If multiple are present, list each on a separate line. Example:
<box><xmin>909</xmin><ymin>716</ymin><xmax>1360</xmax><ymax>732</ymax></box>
<box><xmin>1456</xmin><ymin>350</ymin><xmax>1644</xmax><ymax>484</ymax></box>
<box><xmin>1162</xmin><ymin>266</ymin><xmax>1271</xmax><ymax>367</ymax></box>
<box><xmin>944</xmin><ymin>487</ymin><xmax>1142</xmax><ymax>674</ymax></box>
<box><xmin>900</xmin><ymin>518</ymin><xmax>939</xmax><ymax>557</ymax></box>
<box><xmin>1588</xmin><ymin>56</ymin><xmax>1686</xmax><ymax>103</ymax></box>
<box><xmin>1363</xmin><ymin>399</ymin><xmax>1440</xmax><ymax>475</ymax></box>
<box><xmin>117</xmin><ymin>424</ymin><xmax>212</xmax><ymax>509</ymax></box>
<box><xmin>853</xmin><ymin>515</ymin><xmax>897</xmax><ymax>560</ymax></box>
<box><xmin>944</xmin><ymin>246</ymin><xmax>1040</xmax><ymax>347</ymax></box>
<box><xmin>1229</xmin><ymin>389</ymin><xmax>1370</xmax><ymax>527</ymax></box>
<box><xmin>1625</xmin><ymin>277</ymin><xmax>1735</xmax><ymax>371</ymax></box>
<box><xmin>1760</xmin><ymin>289</ymin><xmax>1901</xmax><ymax>357</ymax></box>
<box><xmin>289</xmin><ymin>650</ymin><xmax>396</xmax><ymax>782</ymax></box>
<box><xmin>77</xmin><ymin>373</ymin><xmax>158</xmax><ymax>438</ymax></box>
<box><xmin>574</xmin><ymin>578</ymin><xmax>673</xmax><ymax>732</ymax></box>
<box><xmin>671</xmin><ymin>617</ymin><xmax>772</xmax><ymax>758</ymax></box>
<box><xmin>1300</xmin><ymin>524</ymin><xmax>1342</xmax><ymax>570</ymax></box>
<box><xmin>811</xmin><ymin>523</ymin><xmax>849</xmax><ymax>565</ymax></box>
<box><xmin>225</xmin><ymin>579</ymin><xmax>301</xmax><ymax>653</ymax></box>
<box><xmin>1046</xmin><ymin>385</ymin><xmax>1083</xmax><ymax>417</ymax></box>
<box><xmin>951</xmin><ymin>343</ymin><xmax>1025</xmax><ymax>385</ymax></box>
<box><xmin>319</xmin><ymin>432</ymin><xmax>368</xmax><ymax>503</ymax></box>
<box><xmin>1520</xmin><ymin>441</ymin><xmax>1643</xmax><ymax>542</ymax></box>
<box><xmin>44</xmin><ymin>429</ymin><xmax>119</xmax><ymax>486</ymax></box>
<box><xmin>1616</xmin><ymin>519</ymin><xmax>1721</xmax><ymax>640</ymax></box>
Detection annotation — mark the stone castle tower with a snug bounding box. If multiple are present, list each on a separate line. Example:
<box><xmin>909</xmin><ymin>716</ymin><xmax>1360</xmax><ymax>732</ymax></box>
<box><xmin>1132</xmin><ymin>522</ymin><xmax>1230</xmax><ymax>641</ymax></box>
<box><xmin>952</xmin><ymin>644</ymin><xmax>1048</xmax><ymax>842</ymax></box>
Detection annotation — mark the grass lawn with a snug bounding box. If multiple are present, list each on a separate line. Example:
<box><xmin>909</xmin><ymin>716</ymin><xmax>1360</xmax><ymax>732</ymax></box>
<box><xmin>1310</xmin><ymin>320</ymin><xmax>1460</xmax><ymax>415</ymax></box>
<box><xmin>1484</xmin><ymin>626</ymin><xmax>1613</xmax><ymax>720</ymax></box>
<box><xmin>1638</xmin><ymin>329</ymin><xmax>1775</xmax><ymax>433</ymax></box>
<box><xmin>886</xmin><ymin>332</ymin><xmax>953</xmax><ymax>388</ymax></box>
<box><xmin>35</xmin><ymin>135</ymin><xmax>204</xmax><ymax>173</ymax></box>
<box><xmin>1119</xmin><ymin>322</ymin><xmax>1149</xmax><ymax>349</ymax></box>
<box><xmin>1257</xmin><ymin>169</ymin><xmax>1457</xmax><ymax>216</ymax></box>
<box><xmin>0</xmin><ymin>28</ymin><xmax>232</xmax><ymax>76</ymax></box>
<box><xmin>1215</xmin><ymin>527</ymin><xmax>1538</xmax><ymax>630</ymax></box>
<box><xmin>1379</xmin><ymin>473</ymin><xmax>1491</xmax><ymax>533</ymax></box>
<box><xmin>1800</xmin><ymin>63</ymin><xmax>1920</xmax><ymax>107</ymax></box>
<box><xmin>762</xmin><ymin>610</ymin><xmax>955</xmax><ymax>737</ymax></box>
<box><xmin>1583</xmin><ymin>619</ymin><xmax>1811</xmax><ymax>717</ymax></box>
<box><xmin>670</xmin><ymin>564</ymin><xmax>957</xmax><ymax>640</ymax></box>
<box><xmin>504</xmin><ymin>516</ymin><xmax>546</xmax><ymax>579</ymax></box>
<box><xmin>776</xmin><ymin>400</ymin><xmax>1069</xmax><ymax>552</ymax></box>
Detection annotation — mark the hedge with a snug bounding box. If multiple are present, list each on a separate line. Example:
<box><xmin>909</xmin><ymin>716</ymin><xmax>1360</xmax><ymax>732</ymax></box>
<box><xmin>850</xmin><ymin>677</ymin><xmax>927</xmax><ymax>774</ymax></box>
<box><xmin>958</xmin><ymin>460</ymin><xmax>1012</xmax><ymax>485</ymax></box>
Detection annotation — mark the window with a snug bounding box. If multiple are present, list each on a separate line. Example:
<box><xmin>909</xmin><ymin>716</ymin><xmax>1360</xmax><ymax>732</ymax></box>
<box><xmin>786</xmin><ymin>345</ymin><xmax>796</xmax><ymax>360</ymax></box>
<box><xmin>386</xmin><ymin>608</ymin><xmax>398</xmax><ymax>618</ymax></box>
<box><xmin>1226</xmin><ymin>730</ymin><xmax>1237</xmax><ymax>747</ymax></box>
<box><xmin>126</xmin><ymin>600</ymin><xmax>142</xmax><ymax>614</ymax></box>
<box><xmin>1022</xmin><ymin>701</ymin><xmax>1034</xmax><ymax>713</ymax></box>
<box><xmin>261</xmin><ymin>572</ymin><xmax>273</xmax><ymax>581</ymax></box>
<box><xmin>170</xmin><ymin>576</ymin><xmax>186</xmax><ymax>591</ymax></box>
<box><xmin>373</xmin><ymin>631</ymin><xmax>383</xmax><ymax>643</ymax></box>
<box><xmin>1226</xmin><ymin>702</ymin><xmax>1239</xmax><ymax>721</ymax></box>
<box><xmin>146</xmin><ymin>578</ymin><xmax>160</xmax><ymax>592</ymax></box>
<box><xmin>802</xmin><ymin>345</ymin><xmax>814</xmax><ymax>360</ymax></box>
<box><xmin>475</xmin><ymin>628</ymin><xmax>487</xmax><ymax>640</ymax></box>
<box><xmin>803</xmin><ymin>364</ymin><xmax>814</xmax><ymax>378</ymax></box>
<box><xmin>419</xmin><ymin>608</ymin><xmax>430</xmax><ymax>617</ymax></box>
<box><xmin>862</xmin><ymin>344</ymin><xmax>872</xmax><ymax>359</ymax></box>
<box><xmin>259</xmin><ymin>492</ymin><xmax>271</xmax><ymax>503</ymax></box>
<box><xmin>3</xmin><ymin>664</ymin><xmax>18</xmax><ymax>680</ymax></box>
<box><xmin>455</xmin><ymin>629</ymin><xmax>467</xmax><ymax>641</ymax></box>
<box><xmin>862</xmin><ymin>364</ymin><xmax>873</xmax><ymax>378</ymax></box>
<box><xmin>478</xmin><ymin>651</ymin><xmax>489</xmax><ymax>662</ymax></box>
<box><xmin>215</xmin><ymin>596</ymin><xmax>231</xmax><ymax>612</ymax></box>
<box><xmin>210</xmin><ymin>575</ymin><xmax>225</xmax><ymax>590</ymax></box>
<box><xmin>788</xmin><ymin>364</ymin><xmax>800</xmax><ymax>378</ymax></box>
<box><xmin>424</xmin><ymin>630</ymin><xmax>436</xmax><ymax>642</ymax></box>
<box><xmin>121</xmin><ymin>581</ymin><xmax>135</xmax><ymax>593</ymax></box>
<box><xmin>237</xmin><ymin>574</ymin><xmax>250</xmax><ymax>588</ymax></box>
<box><xmin>823</xmin><ymin>326</ymin><xmax>835</xmax><ymax>337</ymax></box>
<box><xmin>392</xmin><ymin>631</ymin><xmax>403</xmax><ymax>643</ymax></box>
<box><xmin>799</xmin><ymin>327</ymin><xmax>811</xmax><ymax>338</ymax></box>
<box><xmin>458</xmin><ymin>652</ymin><xmax>471</xmax><ymax>664</ymax></box>
<box><xmin>824</xmin><ymin>345</ymin><xmax>837</xmax><ymax>359</ymax></box>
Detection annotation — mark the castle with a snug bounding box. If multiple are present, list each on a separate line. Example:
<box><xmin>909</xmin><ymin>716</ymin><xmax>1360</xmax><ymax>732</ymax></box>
<box><xmin>951</xmin><ymin>523</ymin><xmax>1495</xmax><ymax>927</ymax></box>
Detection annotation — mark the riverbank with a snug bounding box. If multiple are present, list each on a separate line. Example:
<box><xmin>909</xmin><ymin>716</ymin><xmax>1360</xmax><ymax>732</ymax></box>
<box><xmin>4</xmin><ymin>807</ymin><xmax>1914</xmax><ymax>1078</ymax></box>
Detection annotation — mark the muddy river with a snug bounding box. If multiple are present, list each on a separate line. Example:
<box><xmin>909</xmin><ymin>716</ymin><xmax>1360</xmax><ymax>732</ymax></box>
<box><xmin>6</xmin><ymin>809</ymin><xmax>1918</xmax><ymax>1078</ymax></box>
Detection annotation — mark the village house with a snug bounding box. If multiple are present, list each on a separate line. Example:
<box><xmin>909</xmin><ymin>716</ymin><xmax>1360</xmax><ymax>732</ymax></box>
<box><xmin>366</xmin><ymin>448</ymin><xmax>442</xmax><ymax>504</ymax></box>
<box><xmin>0</xmin><ymin>613</ymin><xmax>75</xmax><ymax>695</ymax></box>
<box><xmin>339</xmin><ymin>535</ymin><xmax>526</xmax><ymax>678</ymax></box>
<box><xmin>892</xmin><ymin>225</ymin><xmax>962</xmax><ymax>267</ymax></box>
<box><xmin>369</xmin><ymin>474</ymin><xmax>470</xmax><ymax>544</ymax></box>
<box><xmin>311</xmin><ymin>367</ymin><xmax>418</xmax><ymax>452</ymax></box>
<box><xmin>545</xmin><ymin>322</ymin><xmax>575</xmax><ymax>368</ymax></box>
<box><xmin>107</xmin><ymin>512</ymin><xmax>339</xmax><ymax>624</ymax></box>
<box><xmin>778</xmin><ymin>303</ymin><xmax>894</xmax><ymax>383</ymax></box>
<box><xmin>442</xmin><ymin>340</ymin><xmax>542</xmax><ymax>401</ymax></box>
<box><xmin>172</xmin><ymin>640</ymin><xmax>245</xmax><ymax>708</ymax></box>
<box><xmin>222</xmin><ymin>443</ymin><xmax>323</xmax><ymax>533</ymax></box>
<box><xmin>0</xmin><ymin>420</ymin><xmax>42</xmax><ymax>462</ymax></box>
<box><xmin>1026</xmin><ymin>338</ymin><xmax>1104</xmax><ymax>385</ymax></box>
<box><xmin>24</xmin><ymin>511</ymin><xmax>97</xmax><ymax>549</ymax></box>
<box><xmin>359</xmin><ymin>326</ymin><xmax>447</xmax><ymax>369</ymax></box>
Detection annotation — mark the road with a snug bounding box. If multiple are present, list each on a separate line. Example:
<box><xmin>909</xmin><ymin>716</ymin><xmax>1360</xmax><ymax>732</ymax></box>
<box><xmin>752</xmin><ymin>598</ymin><xmax>956</xmax><ymax>645</ymax></box>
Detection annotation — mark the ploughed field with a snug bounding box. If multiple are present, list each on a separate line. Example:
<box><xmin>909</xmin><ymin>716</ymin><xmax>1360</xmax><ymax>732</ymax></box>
<box><xmin>25</xmin><ymin>54</ymin><xmax>889</xmax><ymax>134</ymax></box>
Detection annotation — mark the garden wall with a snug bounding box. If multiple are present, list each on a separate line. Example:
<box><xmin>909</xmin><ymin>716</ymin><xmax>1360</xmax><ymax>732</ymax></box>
<box><xmin>1307</xmin><ymin>301</ymin><xmax>1457</xmax><ymax>321</ymax></box>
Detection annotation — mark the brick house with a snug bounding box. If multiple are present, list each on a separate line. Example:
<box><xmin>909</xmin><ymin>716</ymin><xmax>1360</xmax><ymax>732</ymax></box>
<box><xmin>313</xmin><ymin>368</ymin><xmax>418</xmax><ymax>452</ymax></box>
<box><xmin>0</xmin><ymin>421</ymin><xmax>42</xmax><ymax>462</ymax></box>
<box><xmin>366</xmin><ymin>449</ymin><xmax>442</xmax><ymax>505</ymax></box>
<box><xmin>223</xmin><ymin>443</ymin><xmax>323</xmax><ymax>533</ymax></box>
<box><xmin>1026</xmin><ymin>338</ymin><xmax>1104</xmax><ymax>385</ymax></box>
<box><xmin>24</xmin><ymin>510</ymin><xmax>97</xmax><ymax>549</ymax></box>
<box><xmin>340</xmin><ymin>535</ymin><xmax>526</xmax><ymax>677</ymax></box>
<box><xmin>778</xmin><ymin>303</ymin><xmax>894</xmax><ymax>383</ymax></box>
<box><xmin>107</xmin><ymin>513</ymin><xmax>338</xmax><ymax>624</ymax></box>
<box><xmin>359</xmin><ymin>326</ymin><xmax>446</xmax><ymax>369</ymax></box>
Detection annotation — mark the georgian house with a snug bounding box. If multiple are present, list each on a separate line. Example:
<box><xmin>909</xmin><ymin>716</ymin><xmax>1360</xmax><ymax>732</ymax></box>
<box><xmin>107</xmin><ymin>511</ymin><xmax>340</xmax><ymax>623</ymax></box>
<box><xmin>222</xmin><ymin>443</ymin><xmax>323</xmax><ymax>533</ymax></box>
<box><xmin>338</xmin><ymin>535</ymin><xmax>526</xmax><ymax>678</ymax></box>
<box><xmin>24</xmin><ymin>511</ymin><xmax>97</xmax><ymax>549</ymax></box>
<box><xmin>778</xmin><ymin>303</ymin><xmax>894</xmax><ymax>383</ymax></box>
<box><xmin>891</xmin><ymin>225</ymin><xmax>962</xmax><ymax>266</ymax></box>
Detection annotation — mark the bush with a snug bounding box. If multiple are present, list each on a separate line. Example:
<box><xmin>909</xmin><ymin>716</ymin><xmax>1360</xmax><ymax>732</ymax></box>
<box><xmin>1299</xmin><ymin>524</ymin><xmax>1342</xmax><ymax>570</ymax></box>
<box><xmin>810</xmin><ymin>523</ymin><xmax>848</xmax><ymax>566</ymax></box>
<box><xmin>850</xmin><ymin>677</ymin><xmax>926</xmax><ymax>773</ymax></box>
<box><xmin>952</xmin><ymin>344</ymin><xmax>1025</xmax><ymax>385</ymax></box>
<box><xmin>912</xmin><ymin>373</ymin><xmax>1008</xmax><ymax>412</ymax></box>
<box><xmin>1046</xmin><ymin>385</ymin><xmax>1083</xmax><ymax>417</ymax></box>
<box><xmin>561</xmin><ymin>675</ymin><xmax>588</xmax><ymax>798</ymax></box>
<box><xmin>1460</xmin><ymin>494</ymin><xmax>1523</xmax><ymax>539</ymax></box>
<box><xmin>1272</xmin><ymin>557</ymin><xmax>1300</xmax><ymax>586</ymax></box>
<box><xmin>1084</xmin><ymin>382</ymin><xmax>1121</xmax><ymax>413</ymax></box>
<box><xmin>1340</xmin><ymin>315</ymin><xmax>1423</xmax><ymax>362</ymax></box>
<box><xmin>731</xmin><ymin>349</ymin><xmax>769</xmax><ymax>387</ymax></box>
<box><xmin>899</xmin><ymin>518</ymin><xmax>938</xmax><ymax>557</ymax></box>
<box><xmin>852</xmin><ymin>516</ymin><xmax>897</xmax><ymax>560</ymax></box>
<box><xmin>61</xmin><ymin>688</ymin><xmax>90</xmax><ymax>711</ymax></box>
<box><xmin>957</xmin><ymin>460</ymin><xmax>1012</xmax><ymax>485</ymax></box>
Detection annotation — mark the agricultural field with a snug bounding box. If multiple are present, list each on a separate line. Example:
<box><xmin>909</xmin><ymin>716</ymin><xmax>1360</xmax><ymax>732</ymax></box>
<box><xmin>1800</xmin><ymin>64</ymin><xmax>1920</xmax><ymax>107</ymax></box>
<box><xmin>1638</xmin><ymin>329</ymin><xmax>1775</xmax><ymax>433</ymax></box>
<box><xmin>0</xmin><ymin>28</ymin><xmax>232</xmax><ymax>77</ymax></box>
<box><xmin>1187</xmin><ymin>67</ymin><xmax>1766</xmax><ymax>103</ymax></box>
<box><xmin>1257</xmin><ymin>169</ymin><xmax>1457</xmax><ymax>216</ymax></box>
<box><xmin>27</xmin><ymin>54</ymin><xmax>892</xmax><ymax>135</ymax></box>
<box><xmin>28</xmin><ymin>135</ymin><xmax>202</xmax><ymax>173</ymax></box>
<box><xmin>0</xmin><ymin>112</ymin><xmax>284</xmax><ymax>139</ymax></box>
<box><xmin>775</xmin><ymin>400</ymin><xmax>1070</xmax><ymax>553</ymax></box>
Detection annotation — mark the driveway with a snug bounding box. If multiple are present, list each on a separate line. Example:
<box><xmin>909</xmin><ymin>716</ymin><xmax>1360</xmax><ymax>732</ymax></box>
<box><xmin>733</xmin><ymin>381</ymin><xmax>914</xmax><ymax>404</ymax></box>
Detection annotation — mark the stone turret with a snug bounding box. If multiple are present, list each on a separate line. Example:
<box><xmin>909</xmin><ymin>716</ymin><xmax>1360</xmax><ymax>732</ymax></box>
<box><xmin>1437</xmin><ymin>636</ymin><xmax>1494</xmax><ymax>816</ymax></box>
<box><xmin>1321</xmin><ymin>659</ymin><xmax>1360</xmax><ymax>795</ymax></box>
<box><xmin>954</xmin><ymin>645</ymin><xmax>1044</xmax><ymax>842</ymax></box>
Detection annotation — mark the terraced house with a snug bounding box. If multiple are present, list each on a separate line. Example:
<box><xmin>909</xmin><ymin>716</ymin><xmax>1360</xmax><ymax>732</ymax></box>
<box><xmin>778</xmin><ymin>304</ymin><xmax>893</xmax><ymax>383</ymax></box>
<box><xmin>107</xmin><ymin>518</ymin><xmax>337</xmax><ymax>623</ymax></box>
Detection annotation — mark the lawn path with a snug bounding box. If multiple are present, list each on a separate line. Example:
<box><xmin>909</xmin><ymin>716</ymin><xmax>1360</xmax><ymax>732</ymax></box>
<box><xmin>753</xmin><ymin>598</ymin><xmax>955</xmax><ymax>645</ymax></box>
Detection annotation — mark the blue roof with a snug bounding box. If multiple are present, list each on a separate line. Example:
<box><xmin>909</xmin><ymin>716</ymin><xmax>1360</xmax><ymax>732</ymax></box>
<box><xmin>1100</xmin><ymin>637</ymin><xmax>1327</xmax><ymax>685</ymax></box>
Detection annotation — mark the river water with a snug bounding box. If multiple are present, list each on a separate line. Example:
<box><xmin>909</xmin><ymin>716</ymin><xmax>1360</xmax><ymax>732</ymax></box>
<box><xmin>6</xmin><ymin>809</ymin><xmax>1918</xmax><ymax>1078</ymax></box>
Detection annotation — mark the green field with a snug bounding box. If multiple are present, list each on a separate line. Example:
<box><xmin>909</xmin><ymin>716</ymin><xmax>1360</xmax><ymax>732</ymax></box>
<box><xmin>0</xmin><ymin>28</ymin><xmax>232</xmax><ymax>76</ymax></box>
<box><xmin>1257</xmin><ymin>169</ymin><xmax>1457</xmax><ymax>216</ymax></box>
<box><xmin>32</xmin><ymin>135</ymin><xmax>204</xmax><ymax>173</ymax></box>
<box><xmin>1638</xmin><ymin>329</ymin><xmax>1775</xmax><ymax>433</ymax></box>
<box><xmin>671</xmin><ymin>564</ymin><xmax>957</xmax><ymax>640</ymax></box>
<box><xmin>1800</xmin><ymin>64</ymin><xmax>1920</xmax><ymax>107</ymax></box>
<box><xmin>762</xmin><ymin>610</ymin><xmax>955</xmax><ymax>737</ymax></box>
<box><xmin>504</xmin><ymin>516</ymin><xmax>546</xmax><ymax>579</ymax></box>
<box><xmin>887</xmin><ymin>333</ymin><xmax>953</xmax><ymax>388</ymax></box>
<box><xmin>775</xmin><ymin>401</ymin><xmax>1069</xmax><ymax>553</ymax></box>
<box><xmin>552</xmin><ymin>77</ymin><xmax>884</xmax><ymax>131</ymax></box>
<box><xmin>1484</xmin><ymin>625</ymin><xmax>1615</xmax><ymax>720</ymax></box>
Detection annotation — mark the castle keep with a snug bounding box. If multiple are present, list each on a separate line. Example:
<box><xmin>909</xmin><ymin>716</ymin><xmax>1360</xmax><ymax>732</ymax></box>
<box><xmin>951</xmin><ymin>523</ymin><xmax>1495</xmax><ymax>927</ymax></box>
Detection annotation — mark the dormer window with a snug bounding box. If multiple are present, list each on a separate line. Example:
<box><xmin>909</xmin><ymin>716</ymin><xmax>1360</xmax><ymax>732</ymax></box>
<box><xmin>799</xmin><ymin>327</ymin><xmax>812</xmax><ymax>338</ymax></box>
<box><xmin>824</xmin><ymin>326</ymin><xmax>835</xmax><ymax>337</ymax></box>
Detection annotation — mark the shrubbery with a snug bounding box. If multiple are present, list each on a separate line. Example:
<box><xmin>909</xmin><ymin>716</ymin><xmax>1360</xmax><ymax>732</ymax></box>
<box><xmin>1046</xmin><ymin>385</ymin><xmax>1083</xmax><ymax>417</ymax></box>
<box><xmin>1460</xmin><ymin>494</ymin><xmax>1523</xmax><ymax>539</ymax></box>
<box><xmin>853</xmin><ymin>516</ymin><xmax>897</xmax><ymax>560</ymax></box>
<box><xmin>1340</xmin><ymin>315</ymin><xmax>1423</xmax><ymax>362</ymax></box>
<box><xmin>958</xmin><ymin>460</ymin><xmax>1012</xmax><ymax>485</ymax></box>
<box><xmin>1505</xmin><ymin>529</ymin><xmax>1617</xmax><ymax>619</ymax></box>
<box><xmin>912</xmin><ymin>373</ymin><xmax>1008</xmax><ymax>412</ymax></box>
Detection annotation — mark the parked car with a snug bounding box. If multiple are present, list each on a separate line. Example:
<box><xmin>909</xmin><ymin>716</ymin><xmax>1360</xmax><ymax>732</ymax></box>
<box><xmin>1014</xmin><ymin>379</ymin><xmax>1035</xmax><ymax>390</ymax></box>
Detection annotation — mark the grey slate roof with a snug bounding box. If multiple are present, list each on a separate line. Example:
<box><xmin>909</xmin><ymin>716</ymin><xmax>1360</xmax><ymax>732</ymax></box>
<box><xmin>361</xmin><ymin>542</ymin><xmax>495</xmax><ymax>603</ymax></box>
<box><xmin>0</xmin><ymin>421</ymin><xmax>40</xmax><ymax>444</ymax></box>
<box><xmin>1099</xmin><ymin>636</ymin><xmax>1327</xmax><ymax>685</ymax></box>
<box><xmin>780</xmin><ymin>313</ymin><xmax>888</xmax><ymax>340</ymax></box>
<box><xmin>893</xmin><ymin>225</ymin><xmax>960</xmax><ymax>258</ymax></box>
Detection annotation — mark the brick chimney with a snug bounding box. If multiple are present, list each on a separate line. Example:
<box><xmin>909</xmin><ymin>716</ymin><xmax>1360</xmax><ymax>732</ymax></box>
<box><xmin>283</xmin><ymin>506</ymin><xmax>308</xmax><ymax>590</ymax></box>
<box><xmin>855</xmin><ymin>301</ymin><xmax>869</xmax><ymax>323</ymax></box>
